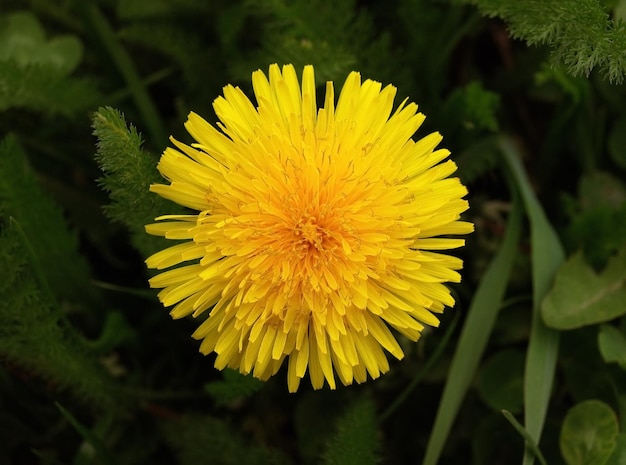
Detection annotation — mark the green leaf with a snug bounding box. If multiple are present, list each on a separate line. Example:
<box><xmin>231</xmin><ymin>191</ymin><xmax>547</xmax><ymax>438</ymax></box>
<box><xmin>204</xmin><ymin>369</ymin><xmax>265</xmax><ymax>407</ymax></box>
<box><xmin>606</xmin><ymin>433</ymin><xmax>626</xmax><ymax>465</ymax></box>
<box><xmin>500</xmin><ymin>137</ymin><xmax>564</xmax><ymax>465</ymax></box>
<box><xmin>578</xmin><ymin>172</ymin><xmax>626</xmax><ymax>211</ymax></box>
<box><xmin>566</xmin><ymin>172</ymin><xmax>626</xmax><ymax>268</ymax></box>
<box><xmin>0</xmin><ymin>219</ymin><xmax>119</xmax><ymax>410</ymax></box>
<box><xmin>323</xmin><ymin>396</ymin><xmax>379</xmax><ymax>465</ymax></box>
<box><xmin>455</xmin><ymin>138</ymin><xmax>500</xmax><ymax>184</ymax></box>
<box><xmin>0</xmin><ymin>60</ymin><xmax>100</xmax><ymax>116</ymax></box>
<box><xmin>0</xmin><ymin>11</ymin><xmax>82</xmax><ymax>74</ymax></box>
<box><xmin>566</xmin><ymin>205</ymin><xmax>626</xmax><ymax>270</ymax></box>
<box><xmin>477</xmin><ymin>349</ymin><xmax>525</xmax><ymax>414</ymax></box>
<box><xmin>422</xmin><ymin>183</ymin><xmax>522</xmax><ymax>465</ymax></box>
<box><xmin>0</xmin><ymin>135</ymin><xmax>95</xmax><ymax>304</ymax></box>
<box><xmin>441</xmin><ymin>81</ymin><xmax>501</xmax><ymax>132</ymax></box>
<box><xmin>467</xmin><ymin>0</ymin><xmax>626</xmax><ymax>83</ymax></box>
<box><xmin>0</xmin><ymin>136</ymin><xmax>119</xmax><ymax>408</ymax></box>
<box><xmin>560</xmin><ymin>400</ymin><xmax>619</xmax><ymax>465</ymax></box>
<box><xmin>542</xmin><ymin>248</ymin><xmax>626</xmax><ymax>330</ymax></box>
<box><xmin>560</xmin><ymin>327</ymin><xmax>616</xmax><ymax>407</ymax></box>
<box><xmin>598</xmin><ymin>325</ymin><xmax>626</xmax><ymax>369</ymax></box>
<box><xmin>92</xmin><ymin>106</ymin><xmax>177</xmax><ymax>258</ymax></box>
<box><xmin>0</xmin><ymin>11</ymin><xmax>97</xmax><ymax>116</ymax></box>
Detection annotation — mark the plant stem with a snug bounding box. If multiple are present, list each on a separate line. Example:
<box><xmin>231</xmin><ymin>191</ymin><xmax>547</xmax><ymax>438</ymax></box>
<box><xmin>76</xmin><ymin>1</ymin><xmax>168</xmax><ymax>148</ymax></box>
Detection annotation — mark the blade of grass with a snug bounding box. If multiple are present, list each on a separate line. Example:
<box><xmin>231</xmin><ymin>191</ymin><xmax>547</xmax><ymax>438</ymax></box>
<box><xmin>379</xmin><ymin>310</ymin><xmax>460</xmax><ymax>423</ymax></box>
<box><xmin>501</xmin><ymin>410</ymin><xmax>548</xmax><ymax>465</ymax></box>
<box><xmin>73</xmin><ymin>1</ymin><xmax>167</xmax><ymax>148</ymax></box>
<box><xmin>422</xmin><ymin>186</ymin><xmax>522</xmax><ymax>465</ymax></box>
<box><xmin>56</xmin><ymin>403</ymin><xmax>116</xmax><ymax>465</ymax></box>
<box><xmin>500</xmin><ymin>137</ymin><xmax>565</xmax><ymax>465</ymax></box>
<box><xmin>91</xmin><ymin>279</ymin><xmax>158</xmax><ymax>299</ymax></box>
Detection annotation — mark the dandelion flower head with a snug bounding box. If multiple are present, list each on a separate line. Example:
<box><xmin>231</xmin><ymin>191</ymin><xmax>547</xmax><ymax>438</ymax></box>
<box><xmin>145</xmin><ymin>64</ymin><xmax>473</xmax><ymax>392</ymax></box>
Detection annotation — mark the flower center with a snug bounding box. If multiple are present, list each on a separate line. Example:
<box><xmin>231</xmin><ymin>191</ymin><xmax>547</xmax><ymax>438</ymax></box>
<box><xmin>295</xmin><ymin>216</ymin><xmax>325</xmax><ymax>250</ymax></box>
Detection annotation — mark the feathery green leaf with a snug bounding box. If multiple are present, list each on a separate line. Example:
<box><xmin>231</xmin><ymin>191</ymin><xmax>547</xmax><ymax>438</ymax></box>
<box><xmin>0</xmin><ymin>135</ymin><xmax>94</xmax><ymax>303</ymax></box>
<box><xmin>0</xmin><ymin>219</ymin><xmax>118</xmax><ymax>410</ymax></box>
<box><xmin>93</xmin><ymin>106</ymin><xmax>177</xmax><ymax>258</ymax></box>
<box><xmin>467</xmin><ymin>0</ymin><xmax>626</xmax><ymax>83</ymax></box>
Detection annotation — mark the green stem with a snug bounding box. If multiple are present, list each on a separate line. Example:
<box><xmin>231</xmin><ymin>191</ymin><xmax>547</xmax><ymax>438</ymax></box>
<box><xmin>91</xmin><ymin>279</ymin><xmax>157</xmax><ymax>299</ymax></box>
<box><xmin>76</xmin><ymin>1</ymin><xmax>168</xmax><ymax>148</ymax></box>
<box><xmin>56</xmin><ymin>403</ymin><xmax>117</xmax><ymax>465</ymax></box>
<box><xmin>379</xmin><ymin>310</ymin><xmax>460</xmax><ymax>423</ymax></box>
<box><xmin>105</xmin><ymin>67</ymin><xmax>175</xmax><ymax>105</ymax></box>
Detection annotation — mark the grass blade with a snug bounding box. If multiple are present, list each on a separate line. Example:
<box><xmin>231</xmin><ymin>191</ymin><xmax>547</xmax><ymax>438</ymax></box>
<box><xmin>73</xmin><ymin>2</ymin><xmax>167</xmax><ymax>148</ymax></box>
<box><xmin>501</xmin><ymin>410</ymin><xmax>548</xmax><ymax>465</ymax></box>
<box><xmin>500</xmin><ymin>137</ymin><xmax>565</xmax><ymax>465</ymax></box>
<box><xmin>56</xmin><ymin>403</ymin><xmax>116</xmax><ymax>465</ymax></box>
<box><xmin>422</xmin><ymin>187</ymin><xmax>522</xmax><ymax>465</ymax></box>
<box><xmin>379</xmin><ymin>310</ymin><xmax>460</xmax><ymax>423</ymax></box>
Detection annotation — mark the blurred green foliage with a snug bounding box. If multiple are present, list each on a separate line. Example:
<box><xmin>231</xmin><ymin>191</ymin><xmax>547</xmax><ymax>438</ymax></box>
<box><xmin>1</xmin><ymin>0</ymin><xmax>626</xmax><ymax>464</ymax></box>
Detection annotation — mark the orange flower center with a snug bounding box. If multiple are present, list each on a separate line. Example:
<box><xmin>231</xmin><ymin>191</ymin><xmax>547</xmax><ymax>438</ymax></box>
<box><xmin>295</xmin><ymin>215</ymin><xmax>325</xmax><ymax>249</ymax></box>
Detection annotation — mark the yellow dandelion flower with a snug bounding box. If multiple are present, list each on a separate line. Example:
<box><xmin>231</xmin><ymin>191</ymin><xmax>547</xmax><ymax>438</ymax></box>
<box><xmin>145</xmin><ymin>64</ymin><xmax>473</xmax><ymax>392</ymax></box>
